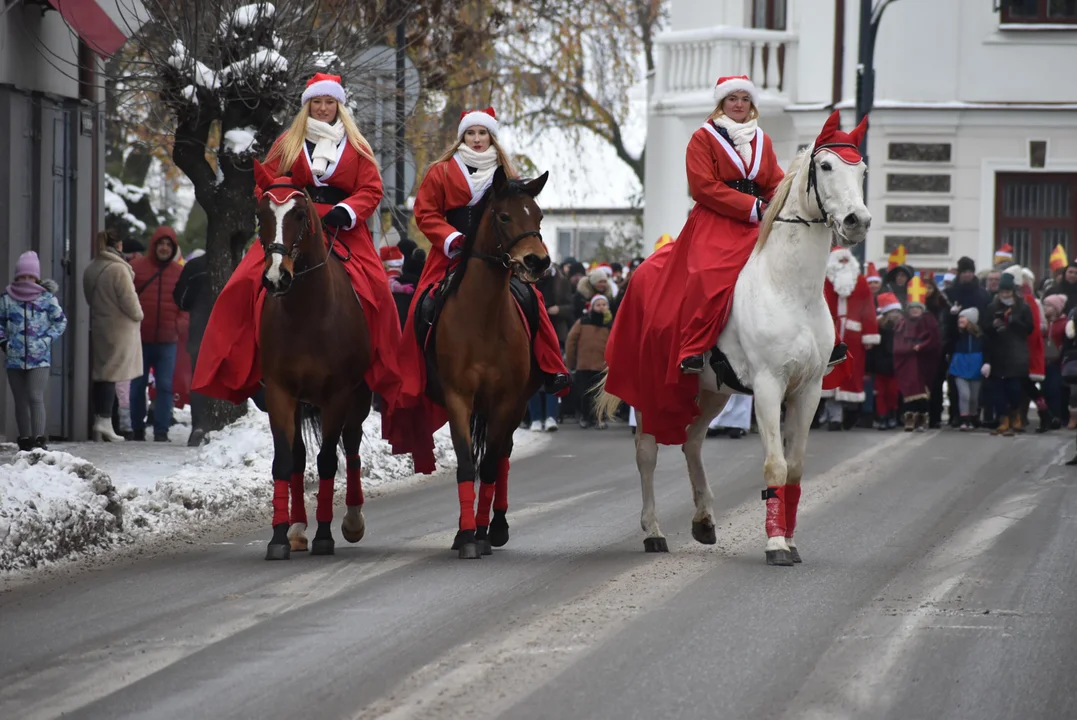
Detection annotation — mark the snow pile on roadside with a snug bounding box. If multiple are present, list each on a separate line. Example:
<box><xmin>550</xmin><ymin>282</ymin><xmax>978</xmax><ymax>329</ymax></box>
<box><xmin>3</xmin><ymin>400</ymin><xmax>544</xmax><ymax>572</ymax></box>
<box><xmin>0</xmin><ymin>451</ymin><xmax>123</xmax><ymax>572</ymax></box>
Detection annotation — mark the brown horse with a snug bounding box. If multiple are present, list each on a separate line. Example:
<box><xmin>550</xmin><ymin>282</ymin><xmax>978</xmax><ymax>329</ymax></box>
<box><xmin>257</xmin><ymin>179</ymin><xmax>371</xmax><ymax>561</ymax></box>
<box><xmin>433</xmin><ymin>166</ymin><xmax>551</xmax><ymax>559</ymax></box>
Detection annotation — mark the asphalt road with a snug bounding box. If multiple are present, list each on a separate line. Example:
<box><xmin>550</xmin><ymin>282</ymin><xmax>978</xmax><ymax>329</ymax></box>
<box><xmin>2</xmin><ymin>424</ymin><xmax>1076</xmax><ymax>720</ymax></box>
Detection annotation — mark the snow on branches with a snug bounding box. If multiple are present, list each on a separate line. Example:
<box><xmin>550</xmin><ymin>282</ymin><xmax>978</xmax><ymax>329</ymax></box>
<box><xmin>104</xmin><ymin>173</ymin><xmax>151</xmax><ymax>236</ymax></box>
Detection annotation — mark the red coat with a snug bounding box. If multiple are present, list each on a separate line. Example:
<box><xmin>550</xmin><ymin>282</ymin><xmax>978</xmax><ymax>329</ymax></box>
<box><xmin>1022</xmin><ymin>284</ymin><xmax>1046</xmax><ymax>381</ymax></box>
<box><xmin>131</xmin><ymin>254</ymin><xmax>186</xmax><ymax>345</ymax></box>
<box><xmin>382</xmin><ymin>157</ymin><xmax>568</xmax><ymax>473</ymax></box>
<box><xmin>192</xmin><ymin>135</ymin><xmax>404</xmax><ymax>410</ymax></box>
<box><xmin>822</xmin><ymin>276</ymin><xmax>880</xmax><ymax>403</ymax></box>
<box><xmin>604</xmin><ymin>123</ymin><xmax>783</xmax><ymax>445</ymax></box>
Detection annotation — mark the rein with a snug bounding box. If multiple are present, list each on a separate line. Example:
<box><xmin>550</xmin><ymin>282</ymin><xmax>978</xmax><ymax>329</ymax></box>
<box><xmin>469</xmin><ymin>207</ymin><xmax>544</xmax><ymax>271</ymax></box>
<box><xmin>772</xmin><ymin>142</ymin><xmax>862</xmax><ymax>242</ymax></box>
<box><xmin>262</xmin><ymin>181</ymin><xmax>347</xmax><ymax>295</ymax></box>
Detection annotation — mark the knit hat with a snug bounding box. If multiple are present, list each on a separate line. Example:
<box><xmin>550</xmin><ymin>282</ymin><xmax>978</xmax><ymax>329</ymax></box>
<box><xmin>14</xmin><ymin>251</ymin><xmax>41</xmax><ymax>281</ymax></box>
<box><xmin>590</xmin><ymin>294</ymin><xmax>609</xmax><ymax>309</ymax></box>
<box><xmin>458</xmin><ymin>107</ymin><xmax>499</xmax><ymax>140</ymax></box>
<box><xmin>1044</xmin><ymin>294</ymin><xmax>1067</xmax><ymax>316</ymax></box>
<box><xmin>876</xmin><ymin>292</ymin><xmax>902</xmax><ymax>314</ymax></box>
<box><xmin>959</xmin><ymin>307</ymin><xmax>979</xmax><ymax>325</ymax></box>
<box><xmin>588</xmin><ymin>269</ymin><xmax>607</xmax><ymax>286</ymax></box>
<box><xmin>713</xmin><ymin>75</ymin><xmax>758</xmax><ymax>105</ymax></box>
<box><xmin>998</xmin><ymin>272</ymin><xmax>1016</xmax><ymax>292</ymax></box>
<box><xmin>957</xmin><ymin>256</ymin><xmax>975</xmax><ymax>274</ymax></box>
<box><xmin>302</xmin><ymin>72</ymin><xmax>346</xmax><ymax>106</ymax></box>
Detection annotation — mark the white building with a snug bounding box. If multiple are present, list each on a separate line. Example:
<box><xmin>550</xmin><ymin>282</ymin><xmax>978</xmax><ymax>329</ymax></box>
<box><xmin>645</xmin><ymin>0</ymin><xmax>1077</xmax><ymax>281</ymax></box>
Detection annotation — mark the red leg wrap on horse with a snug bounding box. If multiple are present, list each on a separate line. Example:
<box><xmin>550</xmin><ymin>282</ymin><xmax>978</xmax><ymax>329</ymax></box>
<box><xmin>346</xmin><ymin>455</ymin><xmax>364</xmax><ymax>506</ymax></box>
<box><xmin>458</xmin><ymin>481</ymin><xmax>477</xmax><ymax>532</ymax></box>
<box><xmin>316</xmin><ymin>478</ymin><xmax>334</xmax><ymax>523</ymax></box>
<box><xmin>289</xmin><ymin>472</ymin><xmax>307</xmax><ymax>525</ymax></box>
<box><xmin>494</xmin><ymin>458</ymin><xmax>510</xmax><ymax>511</ymax></box>
<box><xmin>272</xmin><ymin>479</ymin><xmax>290</xmax><ymax>526</ymax></box>
<box><xmin>765</xmin><ymin>486</ymin><xmax>787</xmax><ymax>538</ymax></box>
<box><xmin>784</xmin><ymin>484</ymin><xmax>801</xmax><ymax>539</ymax></box>
<box><xmin>477</xmin><ymin>483</ymin><xmax>496</xmax><ymax>527</ymax></box>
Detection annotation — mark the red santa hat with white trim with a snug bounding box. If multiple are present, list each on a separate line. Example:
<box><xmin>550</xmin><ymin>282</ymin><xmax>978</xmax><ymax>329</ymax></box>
<box><xmin>458</xmin><ymin>107</ymin><xmax>499</xmax><ymax>140</ymax></box>
<box><xmin>713</xmin><ymin>75</ymin><xmax>759</xmax><ymax>105</ymax></box>
<box><xmin>866</xmin><ymin>262</ymin><xmax>881</xmax><ymax>284</ymax></box>
<box><xmin>302</xmin><ymin>72</ymin><xmax>347</xmax><ymax>106</ymax></box>
<box><xmin>379</xmin><ymin>245</ymin><xmax>404</xmax><ymax>278</ymax></box>
<box><xmin>876</xmin><ymin>292</ymin><xmax>902</xmax><ymax>315</ymax></box>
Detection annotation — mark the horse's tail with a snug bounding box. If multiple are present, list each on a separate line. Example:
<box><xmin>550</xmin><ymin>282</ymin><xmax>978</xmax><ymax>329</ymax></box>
<box><xmin>593</xmin><ymin>368</ymin><xmax>624</xmax><ymax>422</ymax></box>
<box><xmin>299</xmin><ymin>403</ymin><xmax>344</xmax><ymax>455</ymax></box>
<box><xmin>470</xmin><ymin>413</ymin><xmax>488</xmax><ymax>469</ymax></box>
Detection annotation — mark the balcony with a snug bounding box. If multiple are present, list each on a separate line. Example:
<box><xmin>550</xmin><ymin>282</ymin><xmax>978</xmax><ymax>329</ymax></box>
<box><xmin>652</xmin><ymin>26</ymin><xmax>798</xmax><ymax>112</ymax></box>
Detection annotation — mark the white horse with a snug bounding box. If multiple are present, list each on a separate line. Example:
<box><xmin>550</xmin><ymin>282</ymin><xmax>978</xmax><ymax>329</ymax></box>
<box><xmin>596</xmin><ymin>112</ymin><xmax>870</xmax><ymax>566</ymax></box>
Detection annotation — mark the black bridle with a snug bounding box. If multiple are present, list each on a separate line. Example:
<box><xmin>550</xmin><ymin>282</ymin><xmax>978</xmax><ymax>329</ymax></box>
<box><xmin>261</xmin><ymin>182</ymin><xmax>348</xmax><ymax>295</ymax></box>
<box><xmin>468</xmin><ymin>199</ymin><xmax>544</xmax><ymax>271</ymax></box>
<box><xmin>773</xmin><ymin>142</ymin><xmax>863</xmax><ymax>231</ymax></box>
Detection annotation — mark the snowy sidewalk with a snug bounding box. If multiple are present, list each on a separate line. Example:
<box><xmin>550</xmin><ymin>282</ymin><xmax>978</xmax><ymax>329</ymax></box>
<box><xmin>0</xmin><ymin>403</ymin><xmax>551</xmax><ymax>574</ymax></box>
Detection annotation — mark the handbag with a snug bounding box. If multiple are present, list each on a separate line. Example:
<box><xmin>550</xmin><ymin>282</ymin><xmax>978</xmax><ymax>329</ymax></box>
<box><xmin>1062</xmin><ymin>357</ymin><xmax>1077</xmax><ymax>383</ymax></box>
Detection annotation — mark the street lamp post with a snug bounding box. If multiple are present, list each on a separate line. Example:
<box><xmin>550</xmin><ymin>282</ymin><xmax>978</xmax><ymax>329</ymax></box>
<box><xmin>853</xmin><ymin>0</ymin><xmax>898</xmax><ymax>267</ymax></box>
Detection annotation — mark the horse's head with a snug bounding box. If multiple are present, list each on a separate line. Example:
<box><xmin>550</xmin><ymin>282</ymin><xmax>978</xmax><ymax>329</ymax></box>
<box><xmin>806</xmin><ymin>111</ymin><xmax>872</xmax><ymax>248</ymax></box>
<box><xmin>256</xmin><ymin>171</ymin><xmax>318</xmax><ymax>297</ymax></box>
<box><xmin>486</xmin><ymin>166</ymin><xmax>551</xmax><ymax>283</ymax></box>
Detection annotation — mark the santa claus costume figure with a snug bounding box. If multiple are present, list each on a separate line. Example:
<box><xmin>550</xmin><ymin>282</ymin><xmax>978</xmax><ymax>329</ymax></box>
<box><xmin>819</xmin><ymin>247</ymin><xmax>881</xmax><ymax>430</ymax></box>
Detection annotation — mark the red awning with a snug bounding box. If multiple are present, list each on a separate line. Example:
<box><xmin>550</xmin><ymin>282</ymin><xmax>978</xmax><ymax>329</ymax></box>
<box><xmin>47</xmin><ymin>0</ymin><xmax>130</xmax><ymax>58</ymax></box>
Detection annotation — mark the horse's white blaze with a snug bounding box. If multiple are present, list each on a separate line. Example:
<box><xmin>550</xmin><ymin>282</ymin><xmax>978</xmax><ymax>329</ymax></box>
<box><xmin>264</xmin><ymin>198</ymin><xmax>297</xmax><ymax>286</ymax></box>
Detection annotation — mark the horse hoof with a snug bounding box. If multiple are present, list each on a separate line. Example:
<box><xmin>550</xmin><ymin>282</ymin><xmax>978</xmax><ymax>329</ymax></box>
<box><xmin>289</xmin><ymin>535</ymin><xmax>308</xmax><ymax>552</ymax></box>
<box><xmin>265</xmin><ymin>543</ymin><xmax>290</xmax><ymax>561</ymax></box>
<box><xmin>341</xmin><ymin>521</ymin><xmax>365</xmax><ymax>543</ymax></box>
<box><xmin>765</xmin><ymin>549</ymin><xmax>795</xmax><ymax>566</ymax></box>
<box><xmin>643</xmin><ymin>537</ymin><xmax>669</xmax><ymax>553</ymax></box>
<box><xmin>458</xmin><ymin>543</ymin><xmax>482</xmax><ymax>560</ymax></box>
<box><xmin>311</xmin><ymin>537</ymin><xmax>335</xmax><ymax>556</ymax></box>
<box><xmin>489</xmin><ymin>512</ymin><xmax>510</xmax><ymax>547</ymax></box>
<box><xmin>478</xmin><ymin>539</ymin><xmax>493</xmax><ymax>556</ymax></box>
<box><xmin>691</xmin><ymin>519</ymin><xmax>717</xmax><ymax>545</ymax></box>
<box><xmin>789</xmin><ymin>546</ymin><xmax>802</xmax><ymax>564</ymax></box>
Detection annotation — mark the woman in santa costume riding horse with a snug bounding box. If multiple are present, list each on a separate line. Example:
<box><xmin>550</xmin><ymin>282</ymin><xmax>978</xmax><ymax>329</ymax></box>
<box><xmin>193</xmin><ymin>72</ymin><xmax>404</xmax><ymax>410</ymax></box>
<box><xmin>384</xmin><ymin>107</ymin><xmax>570</xmax><ymax>474</ymax></box>
<box><xmin>605</xmin><ymin>75</ymin><xmax>846</xmax><ymax>444</ymax></box>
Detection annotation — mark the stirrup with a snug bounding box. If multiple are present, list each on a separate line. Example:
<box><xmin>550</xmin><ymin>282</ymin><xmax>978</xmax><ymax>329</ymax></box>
<box><xmin>680</xmin><ymin>355</ymin><xmax>705</xmax><ymax>374</ymax></box>
<box><xmin>544</xmin><ymin>373</ymin><xmax>571</xmax><ymax>394</ymax></box>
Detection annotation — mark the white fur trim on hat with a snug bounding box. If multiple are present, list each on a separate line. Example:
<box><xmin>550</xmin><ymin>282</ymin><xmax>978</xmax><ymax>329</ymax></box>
<box><xmin>458</xmin><ymin>111</ymin><xmax>499</xmax><ymax>140</ymax></box>
<box><xmin>713</xmin><ymin>76</ymin><xmax>759</xmax><ymax>105</ymax></box>
<box><xmin>1003</xmin><ymin>265</ymin><xmax>1025</xmax><ymax>285</ymax></box>
<box><xmin>877</xmin><ymin>299</ymin><xmax>903</xmax><ymax>314</ymax></box>
<box><xmin>302</xmin><ymin>78</ymin><xmax>346</xmax><ymax>106</ymax></box>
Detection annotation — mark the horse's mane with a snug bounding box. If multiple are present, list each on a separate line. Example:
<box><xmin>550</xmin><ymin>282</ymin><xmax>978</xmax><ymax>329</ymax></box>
<box><xmin>756</xmin><ymin>147</ymin><xmax>812</xmax><ymax>251</ymax></box>
<box><xmin>443</xmin><ymin>178</ymin><xmax>533</xmax><ymax>298</ymax></box>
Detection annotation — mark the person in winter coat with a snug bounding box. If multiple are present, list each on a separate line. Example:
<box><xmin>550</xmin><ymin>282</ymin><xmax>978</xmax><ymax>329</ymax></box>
<box><xmin>869</xmin><ymin>292</ymin><xmax>903</xmax><ymax>430</ymax></box>
<box><xmin>947</xmin><ymin>308</ymin><xmax>985</xmax><ymax>430</ymax></box>
<box><xmin>0</xmin><ymin>251</ymin><xmax>67</xmax><ymax>450</ymax></box>
<box><xmin>893</xmin><ymin>278</ymin><xmax>941</xmax><ymax>432</ymax></box>
<box><xmin>923</xmin><ymin>276</ymin><xmax>952</xmax><ymax>428</ymax></box>
<box><xmin>566</xmin><ymin>294</ymin><xmax>613</xmax><ymax>429</ymax></box>
<box><xmin>537</xmin><ymin>263</ymin><xmax>576</xmax><ymax>348</ymax></box>
<box><xmin>982</xmin><ymin>272</ymin><xmax>1033</xmax><ymax>436</ymax></box>
<box><xmin>1004</xmin><ymin>265</ymin><xmax>1053</xmax><ymax>432</ymax></box>
<box><xmin>130</xmin><ymin>226</ymin><xmax>186</xmax><ymax>441</ymax></box>
<box><xmin>1043</xmin><ymin>293</ymin><xmax>1067</xmax><ymax>428</ymax></box>
<box><xmin>83</xmin><ymin>231</ymin><xmax>144</xmax><ymax>443</ymax></box>
<box><xmin>173</xmin><ymin>249</ymin><xmax>211</xmax><ymax>446</ymax></box>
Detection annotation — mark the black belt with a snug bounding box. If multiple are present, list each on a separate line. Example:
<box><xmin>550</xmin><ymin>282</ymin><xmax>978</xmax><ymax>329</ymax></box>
<box><xmin>726</xmin><ymin>179</ymin><xmax>764</xmax><ymax>198</ymax></box>
<box><xmin>306</xmin><ymin>185</ymin><xmax>349</xmax><ymax>205</ymax></box>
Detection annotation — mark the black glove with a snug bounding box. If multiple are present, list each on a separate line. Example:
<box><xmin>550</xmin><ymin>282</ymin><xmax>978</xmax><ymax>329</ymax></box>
<box><xmin>321</xmin><ymin>207</ymin><xmax>351</xmax><ymax>229</ymax></box>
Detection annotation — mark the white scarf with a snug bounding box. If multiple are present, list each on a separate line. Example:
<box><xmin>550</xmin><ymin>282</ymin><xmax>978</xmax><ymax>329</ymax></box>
<box><xmin>714</xmin><ymin>115</ymin><xmax>758</xmax><ymax>166</ymax></box>
<box><xmin>305</xmin><ymin>118</ymin><xmax>346</xmax><ymax>177</ymax></box>
<box><xmin>455</xmin><ymin>144</ymin><xmax>499</xmax><ymax>195</ymax></box>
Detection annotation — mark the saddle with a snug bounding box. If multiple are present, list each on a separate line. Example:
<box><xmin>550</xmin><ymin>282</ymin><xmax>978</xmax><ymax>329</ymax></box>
<box><xmin>708</xmin><ymin>347</ymin><xmax>754</xmax><ymax>396</ymax></box>
<box><xmin>414</xmin><ymin>273</ymin><xmax>542</xmax><ymax>405</ymax></box>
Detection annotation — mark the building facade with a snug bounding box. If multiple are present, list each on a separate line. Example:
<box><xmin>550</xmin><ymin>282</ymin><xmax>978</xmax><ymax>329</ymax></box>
<box><xmin>0</xmin><ymin>0</ymin><xmax>144</xmax><ymax>441</ymax></box>
<box><xmin>645</xmin><ymin>0</ymin><xmax>1077</xmax><ymax>280</ymax></box>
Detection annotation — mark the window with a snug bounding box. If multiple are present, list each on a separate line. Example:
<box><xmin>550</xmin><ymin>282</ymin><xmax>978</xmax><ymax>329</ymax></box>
<box><xmin>886</xmin><ymin>205</ymin><xmax>951</xmax><ymax>223</ymax></box>
<box><xmin>557</xmin><ymin>229</ymin><xmax>573</xmax><ymax>261</ymax></box>
<box><xmin>752</xmin><ymin>0</ymin><xmax>787</xmax><ymax>30</ymax></box>
<box><xmin>995</xmin><ymin>173</ymin><xmax>1077</xmax><ymax>279</ymax></box>
<box><xmin>888</xmin><ymin>143</ymin><xmax>952</xmax><ymax>163</ymax></box>
<box><xmin>886</xmin><ymin>174</ymin><xmax>952</xmax><ymax>193</ymax></box>
<box><xmin>555</xmin><ymin>227</ymin><xmax>608</xmax><ymax>263</ymax></box>
<box><xmin>884</xmin><ymin>236</ymin><xmax>950</xmax><ymax>255</ymax></box>
<box><xmin>1000</xmin><ymin>0</ymin><xmax>1077</xmax><ymax>24</ymax></box>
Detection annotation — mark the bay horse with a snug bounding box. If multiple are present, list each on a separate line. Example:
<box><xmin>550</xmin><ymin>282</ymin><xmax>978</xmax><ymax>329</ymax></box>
<box><xmin>431</xmin><ymin>166</ymin><xmax>550</xmax><ymax>559</ymax></box>
<box><xmin>257</xmin><ymin>174</ymin><xmax>371</xmax><ymax>561</ymax></box>
<box><xmin>596</xmin><ymin>111</ymin><xmax>870</xmax><ymax>566</ymax></box>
